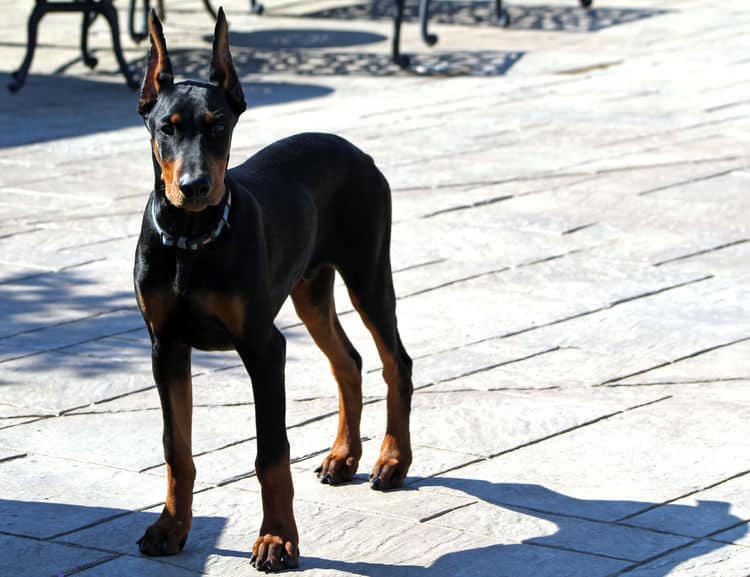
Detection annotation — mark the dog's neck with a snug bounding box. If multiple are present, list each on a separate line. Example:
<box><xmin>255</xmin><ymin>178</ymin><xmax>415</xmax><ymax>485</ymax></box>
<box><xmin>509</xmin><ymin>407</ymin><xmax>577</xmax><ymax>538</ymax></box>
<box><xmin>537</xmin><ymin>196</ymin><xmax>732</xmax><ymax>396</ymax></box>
<box><xmin>150</xmin><ymin>184</ymin><xmax>231</xmax><ymax>250</ymax></box>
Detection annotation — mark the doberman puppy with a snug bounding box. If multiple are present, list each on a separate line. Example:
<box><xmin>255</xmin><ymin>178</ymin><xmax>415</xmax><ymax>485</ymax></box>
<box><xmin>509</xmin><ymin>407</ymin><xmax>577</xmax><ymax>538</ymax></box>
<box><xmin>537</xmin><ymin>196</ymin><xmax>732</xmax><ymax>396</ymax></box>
<box><xmin>133</xmin><ymin>8</ymin><xmax>413</xmax><ymax>572</ymax></box>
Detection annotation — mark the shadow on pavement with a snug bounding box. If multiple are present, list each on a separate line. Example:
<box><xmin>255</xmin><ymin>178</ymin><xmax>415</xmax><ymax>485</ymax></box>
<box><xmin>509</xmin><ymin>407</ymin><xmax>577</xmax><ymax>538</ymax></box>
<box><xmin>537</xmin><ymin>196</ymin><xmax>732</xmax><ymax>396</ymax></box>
<box><xmin>304</xmin><ymin>478</ymin><xmax>747</xmax><ymax>576</ymax></box>
<box><xmin>223</xmin><ymin>29</ymin><xmax>388</xmax><ymax>49</ymax></box>
<box><xmin>0</xmin><ymin>71</ymin><xmax>333</xmax><ymax>148</ymax></box>
<box><xmin>0</xmin><ymin>266</ymin><xmax>306</xmax><ymax>384</ymax></box>
<box><xmin>171</xmin><ymin>42</ymin><xmax>524</xmax><ymax>78</ymax></box>
<box><xmin>1</xmin><ymin>499</ymin><xmax>227</xmax><ymax>576</ymax></box>
<box><xmin>302</xmin><ymin>2</ymin><xmax>669</xmax><ymax>32</ymax></box>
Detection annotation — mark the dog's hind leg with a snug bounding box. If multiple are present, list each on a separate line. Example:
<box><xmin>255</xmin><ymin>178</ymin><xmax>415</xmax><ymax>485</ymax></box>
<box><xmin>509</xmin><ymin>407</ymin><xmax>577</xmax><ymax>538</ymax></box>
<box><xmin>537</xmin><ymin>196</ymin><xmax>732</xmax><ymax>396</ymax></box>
<box><xmin>342</xmin><ymin>251</ymin><xmax>413</xmax><ymax>491</ymax></box>
<box><xmin>292</xmin><ymin>265</ymin><xmax>364</xmax><ymax>484</ymax></box>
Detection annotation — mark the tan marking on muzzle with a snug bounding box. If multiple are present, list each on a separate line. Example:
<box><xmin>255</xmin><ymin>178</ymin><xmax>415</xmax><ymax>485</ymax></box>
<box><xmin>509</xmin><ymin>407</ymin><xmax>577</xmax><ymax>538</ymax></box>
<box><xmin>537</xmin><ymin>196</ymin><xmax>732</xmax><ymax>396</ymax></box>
<box><xmin>153</xmin><ymin>139</ymin><xmax>186</xmax><ymax>208</ymax></box>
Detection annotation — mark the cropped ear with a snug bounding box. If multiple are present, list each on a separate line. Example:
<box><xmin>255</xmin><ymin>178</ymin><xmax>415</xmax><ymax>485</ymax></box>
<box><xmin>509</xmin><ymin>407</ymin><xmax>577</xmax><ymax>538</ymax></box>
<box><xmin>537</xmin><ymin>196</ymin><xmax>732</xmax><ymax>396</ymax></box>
<box><xmin>209</xmin><ymin>7</ymin><xmax>246</xmax><ymax>115</ymax></box>
<box><xmin>138</xmin><ymin>9</ymin><xmax>174</xmax><ymax>116</ymax></box>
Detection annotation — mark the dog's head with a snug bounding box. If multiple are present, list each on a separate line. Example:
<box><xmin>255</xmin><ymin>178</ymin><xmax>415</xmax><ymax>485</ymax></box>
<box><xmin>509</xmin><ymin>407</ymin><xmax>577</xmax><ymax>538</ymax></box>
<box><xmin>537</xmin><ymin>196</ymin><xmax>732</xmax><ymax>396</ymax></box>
<box><xmin>138</xmin><ymin>8</ymin><xmax>245</xmax><ymax>212</ymax></box>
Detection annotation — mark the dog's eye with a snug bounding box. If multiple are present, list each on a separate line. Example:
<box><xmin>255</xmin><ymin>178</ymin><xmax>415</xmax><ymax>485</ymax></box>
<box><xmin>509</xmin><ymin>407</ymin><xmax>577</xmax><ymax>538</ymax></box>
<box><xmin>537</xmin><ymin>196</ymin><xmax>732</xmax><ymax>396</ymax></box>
<box><xmin>211</xmin><ymin>124</ymin><xmax>226</xmax><ymax>137</ymax></box>
<box><xmin>160</xmin><ymin>124</ymin><xmax>175</xmax><ymax>136</ymax></box>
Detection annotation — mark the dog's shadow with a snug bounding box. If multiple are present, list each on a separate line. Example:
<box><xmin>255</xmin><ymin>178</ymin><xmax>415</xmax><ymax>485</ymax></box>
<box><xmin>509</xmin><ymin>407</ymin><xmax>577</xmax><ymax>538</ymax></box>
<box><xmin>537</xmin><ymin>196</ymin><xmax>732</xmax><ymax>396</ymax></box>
<box><xmin>300</xmin><ymin>477</ymin><xmax>747</xmax><ymax>576</ymax></box>
<box><xmin>2</xmin><ymin>477</ymin><xmax>745</xmax><ymax>574</ymax></box>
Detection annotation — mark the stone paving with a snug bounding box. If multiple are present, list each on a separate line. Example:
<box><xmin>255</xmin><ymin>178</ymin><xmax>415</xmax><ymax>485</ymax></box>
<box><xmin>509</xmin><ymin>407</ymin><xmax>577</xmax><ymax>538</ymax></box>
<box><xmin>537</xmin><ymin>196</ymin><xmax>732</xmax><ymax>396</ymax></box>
<box><xmin>1</xmin><ymin>0</ymin><xmax>749</xmax><ymax>575</ymax></box>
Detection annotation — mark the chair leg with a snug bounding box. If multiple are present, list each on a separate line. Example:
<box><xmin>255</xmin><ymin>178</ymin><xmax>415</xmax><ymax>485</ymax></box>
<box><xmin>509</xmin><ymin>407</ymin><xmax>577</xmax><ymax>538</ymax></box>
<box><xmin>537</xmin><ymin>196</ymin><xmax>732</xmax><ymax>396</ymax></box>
<box><xmin>391</xmin><ymin>0</ymin><xmax>409</xmax><ymax>68</ymax></box>
<box><xmin>81</xmin><ymin>10</ymin><xmax>99</xmax><ymax>69</ymax></box>
<box><xmin>418</xmin><ymin>0</ymin><xmax>438</xmax><ymax>46</ymax></box>
<box><xmin>8</xmin><ymin>0</ymin><xmax>47</xmax><ymax>92</ymax></box>
<box><xmin>100</xmin><ymin>0</ymin><xmax>140</xmax><ymax>88</ymax></box>
<box><xmin>202</xmin><ymin>0</ymin><xmax>218</xmax><ymax>19</ymax></box>
<box><xmin>128</xmin><ymin>0</ymin><xmax>150</xmax><ymax>43</ymax></box>
<box><xmin>495</xmin><ymin>0</ymin><xmax>510</xmax><ymax>27</ymax></box>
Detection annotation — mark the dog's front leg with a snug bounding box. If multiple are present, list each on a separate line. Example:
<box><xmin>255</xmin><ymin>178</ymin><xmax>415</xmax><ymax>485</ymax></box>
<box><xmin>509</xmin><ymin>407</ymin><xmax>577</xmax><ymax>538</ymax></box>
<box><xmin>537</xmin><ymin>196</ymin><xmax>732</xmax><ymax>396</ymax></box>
<box><xmin>238</xmin><ymin>328</ymin><xmax>299</xmax><ymax>571</ymax></box>
<box><xmin>138</xmin><ymin>339</ymin><xmax>195</xmax><ymax>556</ymax></box>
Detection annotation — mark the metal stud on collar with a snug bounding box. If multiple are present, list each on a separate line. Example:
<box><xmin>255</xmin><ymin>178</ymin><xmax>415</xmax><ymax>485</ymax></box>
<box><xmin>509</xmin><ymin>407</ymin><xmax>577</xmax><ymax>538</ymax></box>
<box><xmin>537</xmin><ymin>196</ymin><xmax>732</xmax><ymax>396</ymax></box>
<box><xmin>151</xmin><ymin>187</ymin><xmax>232</xmax><ymax>251</ymax></box>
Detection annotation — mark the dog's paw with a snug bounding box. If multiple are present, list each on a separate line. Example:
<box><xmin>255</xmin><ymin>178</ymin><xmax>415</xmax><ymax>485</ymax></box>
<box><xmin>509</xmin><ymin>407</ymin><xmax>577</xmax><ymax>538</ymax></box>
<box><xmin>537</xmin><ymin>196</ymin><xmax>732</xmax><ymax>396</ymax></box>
<box><xmin>137</xmin><ymin>518</ymin><xmax>189</xmax><ymax>556</ymax></box>
<box><xmin>315</xmin><ymin>449</ymin><xmax>359</xmax><ymax>485</ymax></box>
<box><xmin>251</xmin><ymin>533</ymin><xmax>299</xmax><ymax>572</ymax></box>
<box><xmin>370</xmin><ymin>440</ymin><xmax>411</xmax><ymax>490</ymax></box>
<box><xmin>370</xmin><ymin>457</ymin><xmax>407</xmax><ymax>490</ymax></box>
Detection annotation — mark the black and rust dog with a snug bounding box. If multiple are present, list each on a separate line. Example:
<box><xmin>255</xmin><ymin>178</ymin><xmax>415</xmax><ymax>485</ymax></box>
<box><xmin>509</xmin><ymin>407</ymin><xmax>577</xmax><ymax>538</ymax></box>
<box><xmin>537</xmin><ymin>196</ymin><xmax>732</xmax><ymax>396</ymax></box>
<box><xmin>133</xmin><ymin>8</ymin><xmax>413</xmax><ymax>571</ymax></box>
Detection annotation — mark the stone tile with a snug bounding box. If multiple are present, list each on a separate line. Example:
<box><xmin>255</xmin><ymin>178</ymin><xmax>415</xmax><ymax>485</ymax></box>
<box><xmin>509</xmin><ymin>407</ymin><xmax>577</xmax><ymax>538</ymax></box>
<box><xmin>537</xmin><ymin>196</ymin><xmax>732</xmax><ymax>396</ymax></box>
<box><xmin>622</xmin><ymin>539</ymin><xmax>750</xmax><ymax>577</ymax></box>
<box><xmin>614</xmin><ymin>339</ymin><xmax>750</xmax><ymax>386</ymax></box>
<box><xmin>58</xmin><ymin>485</ymin><xmax>628</xmax><ymax>577</ymax></box>
<box><xmin>426</xmin><ymin>499</ymin><xmax>690</xmax><ymax>562</ymax></box>
<box><xmin>431</xmin><ymin>346</ymin><xmax>609</xmax><ymax>390</ymax></box>
<box><xmin>144</xmin><ymin>399</ymin><xmax>343</xmax><ymax>485</ymax></box>
<box><xmin>387</xmin><ymin>173</ymin><xmax>589</xmax><ymax>221</ymax></box>
<box><xmin>712</xmin><ymin>523</ymin><xmax>750</xmax><ymax>547</ymax></box>
<box><xmin>650</xmin><ymin>234</ymin><xmax>750</xmax><ymax>282</ymax></box>
<box><xmin>0</xmin><ymin>454</ymin><xmax>164</xmax><ymax>539</ymax></box>
<box><xmin>0</xmin><ymin>447</ymin><xmax>26</xmax><ymax>461</ymax></box>
<box><xmin>191</xmin><ymin>332</ymin><xmax>389</xmax><ymax>404</ymax></box>
<box><xmin>626</xmin><ymin>474</ymin><xmax>750</xmax><ymax>539</ymax></box>
<box><xmin>192</xmin><ymin>402</ymin><xmax>480</xmax><ymax>488</ymax></box>
<box><xmin>249</xmin><ymin>466</ymin><xmax>478</xmax><ymax>526</ymax></box>
<box><xmin>533</xmin><ymin>278</ymin><xmax>750</xmax><ymax>385</ymax></box>
<box><xmin>418</xmin><ymin>397</ymin><xmax>750</xmax><ymax>523</ymax></box>
<box><xmin>408</xmin><ymin>337</ymin><xmax>564</xmax><ymax>390</ymax></box>
<box><xmin>54</xmin><ymin>486</ymin><xmax>268</xmax><ymax>574</ymax></box>
<box><xmin>0</xmin><ymin>416</ymin><xmax>41</xmax><ymax>429</ymax></box>
<box><xmin>0</xmin><ymin>534</ymin><xmax>113</xmax><ymax>577</ymax></box>
<box><xmin>5</xmin><ymin>307</ymin><xmax>142</xmax><ymax>352</ymax></box>
<box><xmin>0</xmin><ymin>271</ymin><xmax>135</xmax><ymax>339</ymax></box>
<box><xmin>0</xmin><ymin>351</ymin><xmax>153</xmax><ymax>416</ymax></box>
<box><xmin>0</xmin><ymin>226</ymin><xmax>114</xmax><ymax>270</ymax></box>
<box><xmin>392</xmin><ymin>387</ymin><xmax>668</xmax><ymax>458</ymax></box>
<box><xmin>0</xmin><ymin>396</ymin><xmax>343</xmax><ymax>473</ymax></box>
<box><xmin>72</xmin><ymin>555</ymin><xmax>200</xmax><ymax>577</ymax></box>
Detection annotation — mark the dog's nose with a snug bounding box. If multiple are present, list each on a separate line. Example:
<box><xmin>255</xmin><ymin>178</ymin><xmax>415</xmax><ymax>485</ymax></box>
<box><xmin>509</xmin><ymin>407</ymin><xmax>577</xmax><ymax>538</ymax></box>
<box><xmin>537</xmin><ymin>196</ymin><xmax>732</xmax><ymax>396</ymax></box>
<box><xmin>179</xmin><ymin>174</ymin><xmax>211</xmax><ymax>198</ymax></box>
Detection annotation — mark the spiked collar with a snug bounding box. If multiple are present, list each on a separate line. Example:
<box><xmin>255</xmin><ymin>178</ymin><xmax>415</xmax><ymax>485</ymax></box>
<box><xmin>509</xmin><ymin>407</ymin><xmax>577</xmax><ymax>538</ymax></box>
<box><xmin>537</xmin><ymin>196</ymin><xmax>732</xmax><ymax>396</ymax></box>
<box><xmin>151</xmin><ymin>186</ymin><xmax>232</xmax><ymax>250</ymax></box>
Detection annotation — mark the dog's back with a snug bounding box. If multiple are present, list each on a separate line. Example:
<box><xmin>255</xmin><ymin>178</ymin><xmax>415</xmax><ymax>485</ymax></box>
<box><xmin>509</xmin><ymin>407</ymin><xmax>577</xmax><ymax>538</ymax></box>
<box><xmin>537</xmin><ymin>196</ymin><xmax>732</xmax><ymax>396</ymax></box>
<box><xmin>229</xmin><ymin>132</ymin><xmax>393</xmax><ymax>292</ymax></box>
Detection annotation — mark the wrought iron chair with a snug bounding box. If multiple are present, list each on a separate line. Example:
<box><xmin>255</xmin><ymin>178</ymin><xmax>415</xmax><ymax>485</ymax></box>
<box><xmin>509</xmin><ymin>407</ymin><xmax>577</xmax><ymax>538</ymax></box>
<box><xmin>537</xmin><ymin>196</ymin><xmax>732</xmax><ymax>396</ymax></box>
<box><xmin>128</xmin><ymin>0</ymin><xmax>218</xmax><ymax>42</ymax></box>
<box><xmin>414</xmin><ymin>0</ymin><xmax>594</xmax><ymax>59</ymax></box>
<box><xmin>8</xmin><ymin>0</ymin><xmax>139</xmax><ymax>92</ymax></box>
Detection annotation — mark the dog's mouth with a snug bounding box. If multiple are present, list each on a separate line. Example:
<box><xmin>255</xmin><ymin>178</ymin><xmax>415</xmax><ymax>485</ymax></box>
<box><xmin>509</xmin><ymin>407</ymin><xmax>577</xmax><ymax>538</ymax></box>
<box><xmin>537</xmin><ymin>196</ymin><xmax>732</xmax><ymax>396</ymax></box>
<box><xmin>165</xmin><ymin>190</ymin><xmax>222</xmax><ymax>212</ymax></box>
<box><xmin>163</xmin><ymin>175</ymin><xmax>225</xmax><ymax>212</ymax></box>
<box><xmin>181</xmin><ymin>197</ymin><xmax>212</xmax><ymax>212</ymax></box>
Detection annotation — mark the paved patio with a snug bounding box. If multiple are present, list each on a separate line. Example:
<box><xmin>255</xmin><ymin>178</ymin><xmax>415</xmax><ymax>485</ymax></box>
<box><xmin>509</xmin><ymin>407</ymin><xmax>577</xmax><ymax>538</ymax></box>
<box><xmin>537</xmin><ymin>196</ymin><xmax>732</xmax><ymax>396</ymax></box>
<box><xmin>1</xmin><ymin>0</ymin><xmax>749</xmax><ymax>575</ymax></box>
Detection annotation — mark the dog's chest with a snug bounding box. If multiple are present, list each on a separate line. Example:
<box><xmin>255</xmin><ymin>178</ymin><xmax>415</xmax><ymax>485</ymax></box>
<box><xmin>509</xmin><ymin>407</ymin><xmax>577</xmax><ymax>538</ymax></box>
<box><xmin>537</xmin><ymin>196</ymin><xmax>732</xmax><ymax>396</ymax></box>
<box><xmin>137</xmin><ymin>257</ymin><xmax>245</xmax><ymax>350</ymax></box>
<box><xmin>173</xmin><ymin>258</ymin><xmax>194</xmax><ymax>297</ymax></box>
